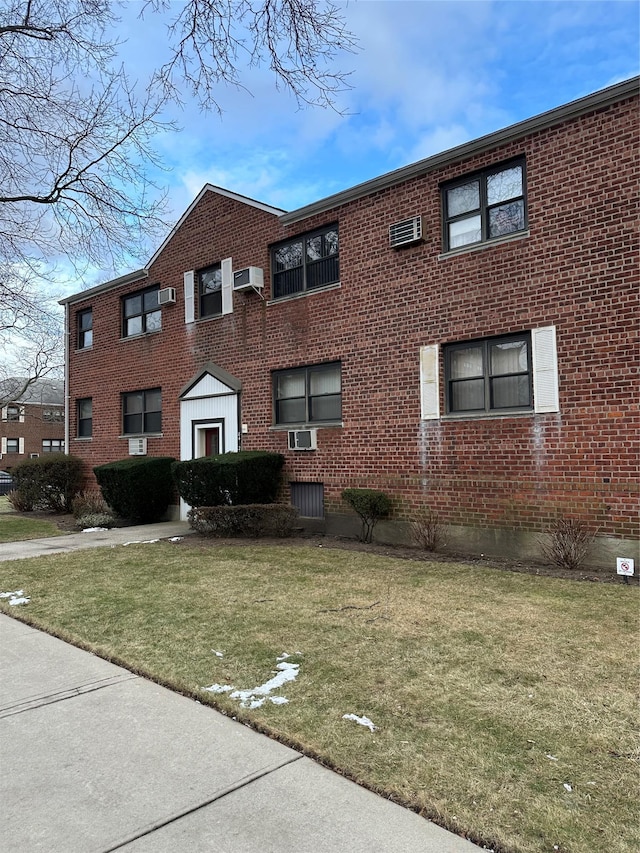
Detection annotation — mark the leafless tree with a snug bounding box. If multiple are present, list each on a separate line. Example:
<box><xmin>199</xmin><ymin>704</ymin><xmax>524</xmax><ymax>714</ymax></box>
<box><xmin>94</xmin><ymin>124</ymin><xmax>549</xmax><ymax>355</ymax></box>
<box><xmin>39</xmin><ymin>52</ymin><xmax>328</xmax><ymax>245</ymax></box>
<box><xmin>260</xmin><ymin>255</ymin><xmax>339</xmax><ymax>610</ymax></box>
<box><xmin>0</xmin><ymin>0</ymin><xmax>355</xmax><ymax>389</ymax></box>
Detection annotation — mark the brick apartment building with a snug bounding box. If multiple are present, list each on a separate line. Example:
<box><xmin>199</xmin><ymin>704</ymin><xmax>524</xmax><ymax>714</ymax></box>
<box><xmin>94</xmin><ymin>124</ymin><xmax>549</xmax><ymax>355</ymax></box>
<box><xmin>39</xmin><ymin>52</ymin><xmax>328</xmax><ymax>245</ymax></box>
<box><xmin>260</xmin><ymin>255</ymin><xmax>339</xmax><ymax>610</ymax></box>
<box><xmin>0</xmin><ymin>378</ymin><xmax>65</xmax><ymax>469</ymax></box>
<box><xmin>61</xmin><ymin>77</ymin><xmax>639</xmax><ymax>563</ymax></box>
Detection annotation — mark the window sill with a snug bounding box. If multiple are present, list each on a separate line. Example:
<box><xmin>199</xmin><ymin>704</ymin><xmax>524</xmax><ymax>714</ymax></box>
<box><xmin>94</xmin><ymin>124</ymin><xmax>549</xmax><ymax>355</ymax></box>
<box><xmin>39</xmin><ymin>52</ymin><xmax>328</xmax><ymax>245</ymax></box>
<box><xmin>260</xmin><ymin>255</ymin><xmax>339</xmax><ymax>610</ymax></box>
<box><xmin>119</xmin><ymin>433</ymin><xmax>164</xmax><ymax>439</ymax></box>
<box><xmin>75</xmin><ymin>346</ymin><xmax>93</xmax><ymax>353</ymax></box>
<box><xmin>120</xmin><ymin>329</ymin><xmax>162</xmax><ymax>342</ymax></box>
<box><xmin>73</xmin><ymin>437</ymin><xmax>93</xmax><ymax>441</ymax></box>
<box><xmin>270</xmin><ymin>422</ymin><xmax>343</xmax><ymax>431</ymax></box>
<box><xmin>438</xmin><ymin>229</ymin><xmax>529</xmax><ymax>260</ymax></box>
<box><xmin>440</xmin><ymin>409</ymin><xmax>533</xmax><ymax>421</ymax></box>
<box><xmin>267</xmin><ymin>281</ymin><xmax>341</xmax><ymax>305</ymax></box>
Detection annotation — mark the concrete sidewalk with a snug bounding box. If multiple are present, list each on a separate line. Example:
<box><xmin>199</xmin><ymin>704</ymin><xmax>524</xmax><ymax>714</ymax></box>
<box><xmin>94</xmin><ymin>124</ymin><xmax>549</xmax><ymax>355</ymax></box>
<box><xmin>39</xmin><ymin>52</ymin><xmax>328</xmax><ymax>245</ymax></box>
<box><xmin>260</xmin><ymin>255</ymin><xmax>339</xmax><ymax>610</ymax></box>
<box><xmin>0</xmin><ymin>520</ymin><xmax>193</xmax><ymax>562</ymax></box>
<box><xmin>0</xmin><ymin>524</ymin><xmax>484</xmax><ymax>851</ymax></box>
<box><xmin>0</xmin><ymin>615</ymin><xmax>484</xmax><ymax>853</ymax></box>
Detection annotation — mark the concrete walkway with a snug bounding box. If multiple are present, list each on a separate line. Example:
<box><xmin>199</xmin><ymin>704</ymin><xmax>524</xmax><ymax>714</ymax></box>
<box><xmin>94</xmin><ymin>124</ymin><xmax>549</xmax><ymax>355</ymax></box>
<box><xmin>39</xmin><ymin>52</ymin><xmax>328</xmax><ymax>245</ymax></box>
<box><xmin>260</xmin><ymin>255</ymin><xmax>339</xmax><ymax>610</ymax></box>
<box><xmin>0</xmin><ymin>524</ymin><xmax>484</xmax><ymax>852</ymax></box>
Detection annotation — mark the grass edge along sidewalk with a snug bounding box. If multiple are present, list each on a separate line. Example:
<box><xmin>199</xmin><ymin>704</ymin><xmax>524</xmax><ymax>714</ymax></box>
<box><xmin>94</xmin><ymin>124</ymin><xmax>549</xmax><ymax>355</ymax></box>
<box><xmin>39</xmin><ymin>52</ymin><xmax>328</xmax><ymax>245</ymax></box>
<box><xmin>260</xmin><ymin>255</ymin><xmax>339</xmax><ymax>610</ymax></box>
<box><xmin>1</xmin><ymin>540</ymin><xmax>638</xmax><ymax>853</ymax></box>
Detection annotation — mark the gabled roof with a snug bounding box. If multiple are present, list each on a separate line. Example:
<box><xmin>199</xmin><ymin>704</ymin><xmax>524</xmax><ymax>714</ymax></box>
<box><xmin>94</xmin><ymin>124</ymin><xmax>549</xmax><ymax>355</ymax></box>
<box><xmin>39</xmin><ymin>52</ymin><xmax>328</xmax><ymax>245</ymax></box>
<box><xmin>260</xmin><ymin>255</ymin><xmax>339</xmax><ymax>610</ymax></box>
<box><xmin>0</xmin><ymin>377</ymin><xmax>64</xmax><ymax>406</ymax></box>
<box><xmin>146</xmin><ymin>185</ymin><xmax>285</xmax><ymax>269</ymax></box>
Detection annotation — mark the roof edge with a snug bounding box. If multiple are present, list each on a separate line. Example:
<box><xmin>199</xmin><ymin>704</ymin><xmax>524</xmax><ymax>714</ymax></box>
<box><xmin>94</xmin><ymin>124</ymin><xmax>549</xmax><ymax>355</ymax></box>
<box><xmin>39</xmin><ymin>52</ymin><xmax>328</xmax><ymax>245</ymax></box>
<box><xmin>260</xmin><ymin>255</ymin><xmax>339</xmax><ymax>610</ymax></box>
<box><xmin>280</xmin><ymin>76</ymin><xmax>640</xmax><ymax>225</ymax></box>
<box><xmin>59</xmin><ymin>269</ymin><xmax>148</xmax><ymax>306</ymax></box>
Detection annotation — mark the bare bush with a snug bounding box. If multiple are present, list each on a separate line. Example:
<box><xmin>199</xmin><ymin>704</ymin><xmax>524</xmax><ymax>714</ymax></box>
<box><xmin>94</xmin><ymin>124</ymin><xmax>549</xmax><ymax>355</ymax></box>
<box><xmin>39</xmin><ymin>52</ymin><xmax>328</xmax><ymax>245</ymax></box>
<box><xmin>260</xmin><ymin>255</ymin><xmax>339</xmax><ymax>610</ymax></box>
<box><xmin>412</xmin><ymin>507</ymin><xmax>445</xmax><ymax>552</ymax></box>
<box><xmin>540</xmin><ymin>517</ymin><xmax>596</xmax><ymax>570</ymax></box>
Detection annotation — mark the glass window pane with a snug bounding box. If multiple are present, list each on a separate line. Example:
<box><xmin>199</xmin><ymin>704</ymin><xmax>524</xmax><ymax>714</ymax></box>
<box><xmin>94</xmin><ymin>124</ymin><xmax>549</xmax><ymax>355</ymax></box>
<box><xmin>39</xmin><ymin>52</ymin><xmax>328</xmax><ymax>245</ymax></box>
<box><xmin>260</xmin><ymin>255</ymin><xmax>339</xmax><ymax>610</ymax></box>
<box><xmin>489</xmin><ymin>200</ymin><xmax>525</xmax><ymax>238</ymax></box>
<box><xmin>447</xmin><ymin>181</ymin><xmax>480</xmax><ymax>217</ymax></box>
<box><xmin>449</xmin><ymin>215</ymin><xmax>481</xmax><ymax>248</ymax></box>
<box><xmin>310</xmin><ymin>394</ymin><xmax>341</xmax><ymax>421</ymax></box>
<box><xmin>83</xmin><ymin>329</ymin><xmax>93</xmax><ymax>347</ymax></box>
<box><xmin>490</xmin><ymin>340</ymin><xmax>528</xmax><ymax>375</ymax></box>
<box><xmin>450</xmin><ymin>346</ymin><xmax>483</xmax><ymax>379</ymax></box>
<box><xmin>146</xmin><ymin>389</ymin><xmax>161</xmax><ymax>412</ymax></box>
<box><xmin>487</xmin><ymin>166</ymin><xmax>522</xmax><ymax>205</ymax></box>
<box><xmin>126</xmin><ymin>316</ymin><xmax>142</xmax><ymax>336</ymax></box>
<box><xmin>451</xmin><ymin>378</ymin><xmax>485</xmax><ymax>411</ymax></box>
<box><xmin>277</xmin><ymin>373</ymin><xmax>306</xmax><ymax>398</ymax></box>
<box><xmin>310</xmin><ymin>367</ymin><xmax>340</xmax><ymax>395</ymax></box>
<box><xmin>80</xmin><ymin>311</ymin><xmax>92</xmax><ymax>330</ymax></box>
<box><xmin>79</xmin><ymin>399</ymin><xmax>92</xmax><ymax>419</ymax></box>
<box><xmin>145</xmin><ymin>310</ymin><xmax>161</xmax><ymax>332</ymax></box>
<box><xmin>325</xmin><ymin>229</ymin><xmax>338</xmax><ymax>255</ymax></box>
<box><xmin>491</xmin><ymin>375</ymin><xmax>531</xmax><ymax>409</ymax></box>
<box><xmin>124</xmin><ymin>295</ymin><xmax>142</xmax><ymax>317</ymax></box>
<box><xmin>124</xmin><ymin>393</ymin><xmax>143</xmax><ymax>415</ymax></box>
<box><xmin>143</xmin><ymin>289</ymin><xmax>159</xmax><ymax>311</ymax></box>
<box><xmin>275</xmin><ymin>242</ymin><xmax>303</xmax><ymax>272</ymax></box>
<box><xmin>145</xmin><ymin>411</ymin><xmax>162</xmax><ymax>433</ymax></box>
<box><xmin>200</xmin><ymin>267</ymin><xmax>221</xmax><ymax>293</ymax></box>
<box><xmin>124</xmin><ymin>414</ymin><xmax>141</xmax><ymax>434</ymax></box>
<box><xmin>278</xmin><ymin>398</ymin><xmax>305</xmax><ymax>423</ymax></box>
<box><xmin>306</xmin><ymin>235</ymin><xmax>323</xmax><ymax>262</ymax></box>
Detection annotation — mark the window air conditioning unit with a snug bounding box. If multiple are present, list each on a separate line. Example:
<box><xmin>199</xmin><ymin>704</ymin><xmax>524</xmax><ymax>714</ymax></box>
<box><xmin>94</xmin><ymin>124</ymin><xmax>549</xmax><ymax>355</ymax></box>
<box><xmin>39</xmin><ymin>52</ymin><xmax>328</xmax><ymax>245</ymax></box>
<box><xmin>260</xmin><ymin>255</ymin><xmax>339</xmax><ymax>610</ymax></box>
<box><xmin>288</xmin><ymin>429</ymin><xmax>317</xmax><ymax>451</ymax></box>
<box><xmin>233</xmin><ymin>267</ymin><xmax>264</xmax><ymax>291</ymax></box>
<box><xmin>389</xmin><ymin>215</ymin><xmax>422</xmax><ymax>248</ymax></box>
<box><xmin>158</xmin><ymin>287</ymin><xmax>176</xmax><ymax>305</ymax></box>
<box><xmin>128</xmin><ymin>437</ymin><xmax>147</xmax><ymax>456</ymax></box>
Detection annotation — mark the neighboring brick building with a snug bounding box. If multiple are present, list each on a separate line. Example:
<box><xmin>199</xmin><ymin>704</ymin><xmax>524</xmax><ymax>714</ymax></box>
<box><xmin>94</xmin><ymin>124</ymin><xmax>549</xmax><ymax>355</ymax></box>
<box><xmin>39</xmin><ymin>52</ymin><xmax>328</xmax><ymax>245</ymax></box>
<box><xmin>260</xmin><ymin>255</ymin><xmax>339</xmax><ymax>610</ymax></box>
<box><xmin>0</xmin><ymin>378</ymin><xmax>65</xmax><ymax>469</ymax></box>
<box><xmin>61</xmin><ymin>77</ymin><xmax>639</xmax><ymax>562</ymax></box>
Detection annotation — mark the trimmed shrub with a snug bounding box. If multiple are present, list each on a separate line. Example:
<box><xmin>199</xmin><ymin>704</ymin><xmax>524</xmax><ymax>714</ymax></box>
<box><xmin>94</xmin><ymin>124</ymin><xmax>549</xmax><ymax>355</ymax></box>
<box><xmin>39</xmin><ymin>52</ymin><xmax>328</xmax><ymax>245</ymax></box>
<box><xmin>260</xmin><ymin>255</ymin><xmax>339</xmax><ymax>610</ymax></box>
<box><xmin>172</xmin><ymin>451</ymin><xmax>285</xmax><ymax>507</ymax></box>
<box><xmin>188</xmin><ymin>504</ymin><xmax>298</xmax><ymax>538</ymax></box>
<box><xmin>94</xmin><ymin>457</ymin><xmax>175</xmax><ymax>523</ymax></box>
<box><xmin>342</xmin><ymin>488</ymin><xmax>392</xmax><ymax>543</ymax></box>
<box><xmin>76</xmin><ymin>512</ymin><xmax>117</xmax><ymax>530</ymax></box>
<box><xmin>11</xmin><ymin>454</ymin><xmax>84</xmax><ymax>513</ymax></box>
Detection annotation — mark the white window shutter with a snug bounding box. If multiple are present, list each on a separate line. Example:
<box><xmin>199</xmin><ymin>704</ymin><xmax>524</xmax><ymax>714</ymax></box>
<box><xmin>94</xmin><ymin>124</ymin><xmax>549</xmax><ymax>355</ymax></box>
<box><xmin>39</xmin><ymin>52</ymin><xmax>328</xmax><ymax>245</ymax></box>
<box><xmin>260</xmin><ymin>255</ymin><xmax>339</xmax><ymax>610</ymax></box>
<box><xmin>19</xmin><ymin>407</ymin><xmax>25</xmax><ymax>423</ymax></box>
<box><xmin>1</xmin><ymin>407</ymin><xmax>6</xmax><ymax>421</ymax></box>
<box><xmin>532</xmin><ymin>326</ymin><xmax>559</xmax><ymax>413</ymax></box>
<box><xmin>19</xmin><ymin>438</ymin><xmax>25</xmax><ymax>454</ymax></box>
<box><xmin>221</xmin><ymin>258</ymin><xmax>233</xmax><ymax>315</ymax></box>
<box><xmin>1</xmin><ymin>437</ymin><xmax>6</xmax><ymax>453</ymax></box>
<box><xmin>184</xmin><ymin>270</ymin><xmax>195</xmax><ymax>324</ymax></box>
<box><xmin>420</xmin><ymin>344</ymin><xmax>440</xmax><ymax>420</ymax></box>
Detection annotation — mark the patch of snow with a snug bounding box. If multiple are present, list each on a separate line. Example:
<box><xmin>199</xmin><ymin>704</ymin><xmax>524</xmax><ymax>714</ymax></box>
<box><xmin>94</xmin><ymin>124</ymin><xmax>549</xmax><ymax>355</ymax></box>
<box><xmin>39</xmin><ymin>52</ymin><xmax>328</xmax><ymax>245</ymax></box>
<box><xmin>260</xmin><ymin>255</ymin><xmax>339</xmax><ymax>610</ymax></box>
<box><xmin>343</xmin><ymin>713</ymin><xmax>377</xmax><ymax>732</ymax></box>
<box><xmin>169</xmin><ymin>537</ymin><xmax>183</xmax><ymax>542</ymax></box>
<box><xmin>546</xmin><ymin>754</ymin><xmax>559</xmax><ymax>761</ymax></box>
<box><xmin>563</xmin><ymin>783</ymin><xmax>572</xmax><ymax>792</ymax></box>
<box><xmin>0</xmin><ymin>590</ymin><xmax>29</xmax><ymax>606</ymax></box>
<box><xmin>212</xmin><ymin>650</ymin><xmax>224</xmax><ymax>657</ymax></box>
<box><xmin>202</xmin><ymin>657</ymin><xmax>300</xmax><ymax>708</ymax></box>
<box><xmin>276</xmin><ymin>652</ymin><xmax>291</xmax><ymax>661</ymax></box>
<box><xmin>82</xmin><ymin>527</ymin><xmax>108</xmax><ymax>533</ymax></box>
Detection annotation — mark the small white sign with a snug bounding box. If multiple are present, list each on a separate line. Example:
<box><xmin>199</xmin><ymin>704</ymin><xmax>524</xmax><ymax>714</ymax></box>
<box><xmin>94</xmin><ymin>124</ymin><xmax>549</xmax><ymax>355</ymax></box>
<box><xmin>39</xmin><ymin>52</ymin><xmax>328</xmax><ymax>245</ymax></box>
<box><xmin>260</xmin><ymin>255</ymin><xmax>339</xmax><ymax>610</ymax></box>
<box><xmin>616</xmin><ymin>558</ymin><xmax>635</xmax><ymax>576</ymax></box>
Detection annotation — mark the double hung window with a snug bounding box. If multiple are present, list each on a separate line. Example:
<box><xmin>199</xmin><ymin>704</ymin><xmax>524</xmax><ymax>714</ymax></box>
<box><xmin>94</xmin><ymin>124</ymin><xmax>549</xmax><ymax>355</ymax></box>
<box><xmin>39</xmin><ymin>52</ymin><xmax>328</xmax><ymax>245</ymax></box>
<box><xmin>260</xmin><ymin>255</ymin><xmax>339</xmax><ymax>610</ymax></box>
<box><xmin>123</xmin><ymin>286</ymin><xmax>161</xmax><ymax>337</ymax></box>
<box><xmin>199</xmin><ymin>264</ymin><xmax>222</xmax><ymax>318</ymax></box>
<box><xmin>5</xmin><ymin>438</ymin><xmax>19</xmax><ymax>453</ymax></box>
<box><xmin>443</xmin><ymin>159</ymin><xmax>526</xmax><ymax>251</ymax></box>
<box><xmin>122</xmin><ymin>388</ymin><xmax>161</xmax><ymax>435</ymax></box>
<box><xmin>6</xmin><ymin>405</ymin><xmax>20</xmax><ymax>421</ymax></box>
<box><xmin>42</xmin><ymin>439</ymin><xmax>65</xmax><ymax>453</ymax></box>
<box><xmin>78</xmin><ymin>309</ymin><xmax>93</xmax><ymax>348</ymax></box>
<box><xmin>273</xmin><ymin>363</ymin><xmax>341</xmax><ymax>425</ymax></box>
<box><xmin>445</xmin><ymin>334</ymin><xmax>532</xmax><ymax>414</ymax></box>
<box><xmin>77</xmin><ymin>398</ymin><xmax>92</xmax><ymax>437</ymax></box>
<box><xmin>272</xmin><ymin>226</ymin><xmax>339</xmax><ymax>299</ymax></box>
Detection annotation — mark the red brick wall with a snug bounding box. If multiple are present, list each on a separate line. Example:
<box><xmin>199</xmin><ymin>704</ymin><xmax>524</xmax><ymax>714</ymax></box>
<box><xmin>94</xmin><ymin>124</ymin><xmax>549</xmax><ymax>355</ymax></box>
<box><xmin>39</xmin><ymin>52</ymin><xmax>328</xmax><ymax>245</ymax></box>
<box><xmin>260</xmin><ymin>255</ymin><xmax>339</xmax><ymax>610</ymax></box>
<box><xmin>1</xmin><ymin>404</ymin><xmax>65</xmax><ymax>468</ymax></box>
<box><xmin>67</xmin><ymin>94</ymin><xmax>639</xmax><ymax>538</ymax></box>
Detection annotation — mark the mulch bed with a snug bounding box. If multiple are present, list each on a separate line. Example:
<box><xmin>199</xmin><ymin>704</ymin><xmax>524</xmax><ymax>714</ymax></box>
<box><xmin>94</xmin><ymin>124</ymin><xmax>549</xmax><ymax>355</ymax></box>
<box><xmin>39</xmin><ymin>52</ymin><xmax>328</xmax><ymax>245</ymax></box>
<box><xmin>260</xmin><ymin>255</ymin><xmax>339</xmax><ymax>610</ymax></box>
<box><xmin>9</xmin><ymin>509</ymin><xmax>638</xmax><ymax>586</ymax></box>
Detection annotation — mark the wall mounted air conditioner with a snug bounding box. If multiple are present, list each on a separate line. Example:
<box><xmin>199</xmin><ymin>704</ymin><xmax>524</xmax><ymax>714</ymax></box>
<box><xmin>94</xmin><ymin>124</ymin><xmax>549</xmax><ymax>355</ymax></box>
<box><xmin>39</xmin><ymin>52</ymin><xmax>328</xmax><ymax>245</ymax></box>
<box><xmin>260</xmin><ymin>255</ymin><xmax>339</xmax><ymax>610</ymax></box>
<box><xmin>158</xmin><ymin>287</ymin><xmax>176</xmax><ymax>305</ymax></box>
<box><xmin>288</xmin><ymin>429</ymin><xmax>317</xmax><ymax>451</ymax></box>
<box><xmin>233</xmin><ymin>267</ymin><xmax>264</xmax><ymax>291</ymax></box>
<box><xmin>389</xmin><ymin>215</ymin><xmax>422</xmax><ymax>248</ymax></box>
<box><xmin>128</xmin><ymin>437</ymin><xmax>147</xmax><ymax>456</ymax></box>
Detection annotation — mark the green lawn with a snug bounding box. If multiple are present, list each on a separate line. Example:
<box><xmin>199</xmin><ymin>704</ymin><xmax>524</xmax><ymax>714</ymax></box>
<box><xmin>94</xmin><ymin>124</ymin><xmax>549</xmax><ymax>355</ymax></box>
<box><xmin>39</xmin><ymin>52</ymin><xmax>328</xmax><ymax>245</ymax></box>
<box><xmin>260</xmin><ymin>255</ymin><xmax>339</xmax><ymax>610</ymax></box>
<box><xmin>0</xmin><ymin>502</ymin><xmax>62</xmax><ymax>541</ymax></box>
<box><xmin>0</xmin><ymin>540</ymin><xmax>637</xmax><ymax>853</ymax></box>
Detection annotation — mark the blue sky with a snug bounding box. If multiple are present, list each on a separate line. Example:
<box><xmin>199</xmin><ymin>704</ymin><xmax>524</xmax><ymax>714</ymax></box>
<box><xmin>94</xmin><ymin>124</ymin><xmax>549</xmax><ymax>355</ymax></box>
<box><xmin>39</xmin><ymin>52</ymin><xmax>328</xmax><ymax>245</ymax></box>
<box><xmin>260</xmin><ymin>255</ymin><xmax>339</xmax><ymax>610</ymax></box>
<box><xmin>114</xmin><ymin>0</ymin><xmax>638</xmax><ymax>226</ymax></box>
